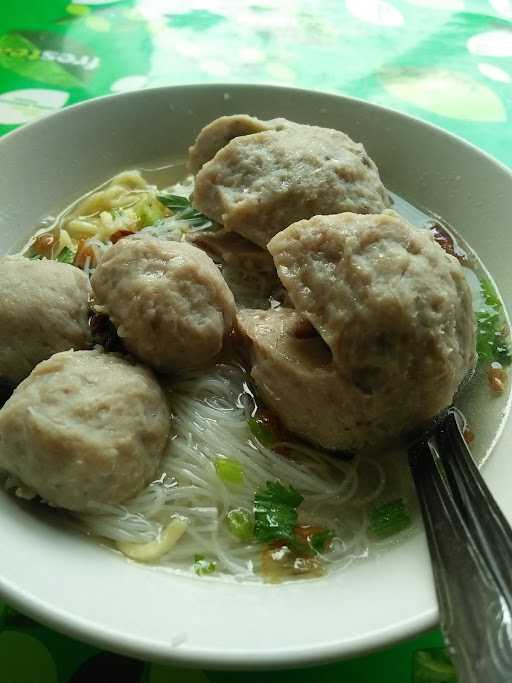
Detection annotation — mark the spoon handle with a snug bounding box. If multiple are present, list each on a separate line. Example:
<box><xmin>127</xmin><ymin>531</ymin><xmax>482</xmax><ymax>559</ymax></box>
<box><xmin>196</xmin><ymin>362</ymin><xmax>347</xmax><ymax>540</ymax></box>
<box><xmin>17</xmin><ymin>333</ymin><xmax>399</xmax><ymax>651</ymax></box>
<box><xmin>409</xmin><ymin>409</ymin><xmax>512</xmax><ymax>683</ymax></box>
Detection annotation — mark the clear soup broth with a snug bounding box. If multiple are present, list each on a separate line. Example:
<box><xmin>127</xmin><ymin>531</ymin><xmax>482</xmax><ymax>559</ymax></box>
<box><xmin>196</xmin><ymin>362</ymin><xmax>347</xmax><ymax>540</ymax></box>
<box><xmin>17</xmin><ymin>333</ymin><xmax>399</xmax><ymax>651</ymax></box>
<box><xmin>9</xmin><ymin>161</ymin><xmax>511</xmax><ymax>584</ymax></box>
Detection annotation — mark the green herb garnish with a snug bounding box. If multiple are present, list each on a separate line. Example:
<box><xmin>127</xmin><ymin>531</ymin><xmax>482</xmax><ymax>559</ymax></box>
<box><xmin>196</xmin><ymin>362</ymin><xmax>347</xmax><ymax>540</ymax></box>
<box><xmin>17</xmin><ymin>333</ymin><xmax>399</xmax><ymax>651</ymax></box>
<box><xmin>413</xmin><ymin>647</ymin><xmax>457</xmax><ymax>682</ymax></box>
<box><xmin>309</xmin><ymin>529</ymin><xmax>334</xmax><ymax>554</ymax></box>
<box><xmin>368</xmin><ymin>498</ymin><xmax>411</xmax><ymax>539</ymax></box>
<box><xmin>480</xmin><ymin>278</ymin><xmax>501</xmax><ymax>309</ymax></box>
<box><xmin>215</xmin><ymin>457</ymin><xmax>244</xmax><ymax>485</ymax></box>
<box><xmin>157</xmin><ymin>193</ymin><xmax>190</xmax><ymax>211</ymax></box>
<box><xmin>157</xmin><ymin>192</ymin><xmax>213</xmax><ymax>231</ymax></box>
<box><xmin>248</xmin><ymin>413</ymin><xmax>281</xmax><ymax>448</ymax></box>
<box><xmin>29</xmin><ymin>253</ymin><xmax>42</xmax><ymax>260</ymax></box>
<box><xmin>56</xmin><ymin>246</ymin><xmax>75</xmax><ymax>264</ymax></box>
<box><xmin>193</xmin><ymin>554</ymin><xmax>216</xmax><ymax>576</ymax></box>
<box><xmin>226</xmin><ymin>508</ymin><xmax>254</xmax><ymax>541</ymax></box>
<box><xmin>476</xmin><ymin>278</ymin><xmax>511</xmax><ymax>366</ymax></box>
<box><xmin>254</xmin><ymin>481</ymin><xmax>304</xmax><ymax>545</ymax></box>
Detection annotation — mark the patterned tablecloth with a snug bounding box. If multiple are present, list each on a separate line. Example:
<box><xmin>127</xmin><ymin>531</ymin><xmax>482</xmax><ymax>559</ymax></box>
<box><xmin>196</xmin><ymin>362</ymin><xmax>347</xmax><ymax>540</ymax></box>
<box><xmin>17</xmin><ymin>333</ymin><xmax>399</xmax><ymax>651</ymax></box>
<box><xmin>1</xmin><ymin>1</ymin><xmax>511</xmax><ymax>680</ymax></box>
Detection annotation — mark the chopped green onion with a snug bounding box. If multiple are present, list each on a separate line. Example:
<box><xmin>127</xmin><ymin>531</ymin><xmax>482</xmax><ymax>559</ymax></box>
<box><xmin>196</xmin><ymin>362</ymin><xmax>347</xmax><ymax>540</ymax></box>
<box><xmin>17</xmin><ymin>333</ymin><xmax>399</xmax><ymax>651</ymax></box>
<box><xmin>480</xmin><ymin>279</ymin><xmax>501</xmax><ymax>309</ymax></box>
<box><xmin>56</xmin><ymin>246</ymin><xmax>75</xmax><ymax>264</ymax></box>
<box><xmin>476</xmin><ymin>278</ymin><xmax>511</xmax><ymax>366</ymax></box>
<box><xmin>368</xmin><ymin>498</ymin><xmax>411</xmax><ymax>539</ymax></box>
<box><xmin>413</xmin><ymin>648</ymin><xmax>457</xmax><ymax>682</ymax></box>
<box><xmin>215</xmin><ymin>457</ymin><xmax>244</xmax><ymax>485</ymax></box>
<box><xmin>254</xmin><ymin>481</ymin><xmax>304</xmax><ymax>545</ymax></box>
<box><xmin>29</xmin><ymin>253</ymin><xmax>42</xmax><ymax>260</ymax></box>
<box><xmin>248</xmin><ymin>412</ymin><xmax>280</xmax><ymax>448</ymax></box>
<box><xmin>309</xmin><ymin>529</ymin><xmax>334</xmax><ymax>554</ymax></box>
<box><xmin>226</xmin><ymin>508</ymin><xmax>254</xmax><ymax>541</ymax></box>
<box><xmin>194</xmin><ymin>554</ymin><xmax>216</xmax><ymax>576</ymax></box>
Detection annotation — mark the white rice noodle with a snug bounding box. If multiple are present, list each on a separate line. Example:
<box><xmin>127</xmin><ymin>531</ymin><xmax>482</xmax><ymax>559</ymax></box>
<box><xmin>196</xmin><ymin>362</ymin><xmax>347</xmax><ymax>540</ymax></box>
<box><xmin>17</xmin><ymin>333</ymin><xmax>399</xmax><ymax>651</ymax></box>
<box><xmin>77</xmin><ymin>362</ymin><xmax>414</xmax><ymax>580</ymax></box>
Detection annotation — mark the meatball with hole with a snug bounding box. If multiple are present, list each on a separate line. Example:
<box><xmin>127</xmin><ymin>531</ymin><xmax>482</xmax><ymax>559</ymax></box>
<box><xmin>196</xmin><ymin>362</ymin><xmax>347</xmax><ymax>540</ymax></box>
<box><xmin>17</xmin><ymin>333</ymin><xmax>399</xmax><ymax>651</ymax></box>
<box><xmin>265</xmin><ymin>211</ymin><xmax>476</xmax><ymax>448</ymax></box>
<box><xmin>237</xmin><ymin>308</ymin><xmax>357</xmax><ymax>450</ymax></box>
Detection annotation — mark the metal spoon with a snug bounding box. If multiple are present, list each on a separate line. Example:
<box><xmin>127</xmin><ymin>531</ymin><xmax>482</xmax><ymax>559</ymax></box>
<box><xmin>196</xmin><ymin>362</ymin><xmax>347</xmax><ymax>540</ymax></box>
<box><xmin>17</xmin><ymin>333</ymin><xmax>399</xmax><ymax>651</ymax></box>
<box><xmin>408</xmin><ymin>407</ymin><xmax>512</xmax><ymax>682</ymax></box>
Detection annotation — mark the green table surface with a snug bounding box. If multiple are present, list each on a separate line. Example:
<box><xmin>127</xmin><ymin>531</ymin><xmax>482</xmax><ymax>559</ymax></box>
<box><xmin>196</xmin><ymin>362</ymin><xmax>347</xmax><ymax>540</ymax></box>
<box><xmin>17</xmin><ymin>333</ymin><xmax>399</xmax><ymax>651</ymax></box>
<box><xmin>1</xmin><ymin>0</ymin><xmax>510</xmax><ymax>680</ymax></box>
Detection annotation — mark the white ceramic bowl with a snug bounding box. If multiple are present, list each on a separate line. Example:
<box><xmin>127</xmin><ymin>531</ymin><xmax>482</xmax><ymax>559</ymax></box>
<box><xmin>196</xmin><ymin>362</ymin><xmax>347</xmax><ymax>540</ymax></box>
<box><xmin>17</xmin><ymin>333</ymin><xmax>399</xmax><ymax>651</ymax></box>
<box><xmin>0</xmin><ymin>84</ymin><xmax>511</xmax><ymax>670</ymax></box>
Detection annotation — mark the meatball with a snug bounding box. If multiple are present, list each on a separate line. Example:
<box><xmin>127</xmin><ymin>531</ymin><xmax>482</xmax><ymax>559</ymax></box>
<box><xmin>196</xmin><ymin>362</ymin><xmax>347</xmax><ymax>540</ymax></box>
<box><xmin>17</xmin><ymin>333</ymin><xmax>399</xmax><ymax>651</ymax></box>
<box><xmin>0</xmin><ymin>256</ymin><xmax>92</xmax><ymax>384</ymax></box>
<box><xmin>188</xmin><ymin>114</ymin><xmax>273</xmax><ymax>173</ymax></box>
<box><xmin>186</xmin><ymin>228</ymin><xmax>275</xmax><ymax>272</ymax></box>
<box><xmin>268</xmin><ymin>211</ymin><xmax>476</xmax><ymax>436</ymax></box>
<box><xmin>0</xmin><ymin>350</ymin><xmax>169</xmax><ymax>511</ymax></box>
<box><xmin>237</xmin><ymin>308</ymin><xmax>361</xmax><ymax>450</ymax></box>
<box><xmin>191</xmin><ymin>117</ymin><xmax>390</xmax><ymax>248</ymax></box>
<box><xmin>91</xmin><ymin>237</ymin><xmax>236</xmax><ymax>372</ymax></box>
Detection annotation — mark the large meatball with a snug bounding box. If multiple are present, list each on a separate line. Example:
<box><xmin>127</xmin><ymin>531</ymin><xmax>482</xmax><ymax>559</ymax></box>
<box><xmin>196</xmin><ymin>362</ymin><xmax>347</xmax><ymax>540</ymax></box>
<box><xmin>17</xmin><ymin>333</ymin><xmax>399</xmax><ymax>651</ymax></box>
<box><xmin>91</xmin><ymin>237</ymin><xmax>236</xmax><ymax>372</ymax></box>
<box><xmin>268</xmin><ymin>211</ymin><xmax>476</xmax><ymax>439</ymax></box>
<box><xmin>191</xmin><ymin>116</ymin><xmax>390</xmax><ymax>248</ymax></box>
<box><xmin>237</xmin><ymin>308</ymin><xmax>358</xmax><ymax>450</ymax></box>
<box><xmin>0</xmin><ymin>256</ymin><xmax>92</xmax><ymax>383</ymax></box>
<box><xmin>0</xmin><ymin>350</ymin><xmax>169</xmax><ymax>511</ymax></box>
<box><xmin>188</xmin><ymin>114</ymin><xmax>272</xmax><ymax>173</ymax></box>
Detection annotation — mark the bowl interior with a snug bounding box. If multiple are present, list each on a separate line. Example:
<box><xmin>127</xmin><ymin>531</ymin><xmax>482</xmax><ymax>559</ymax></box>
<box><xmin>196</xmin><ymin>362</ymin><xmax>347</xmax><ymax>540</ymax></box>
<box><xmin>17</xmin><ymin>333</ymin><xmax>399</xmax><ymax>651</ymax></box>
<box><xmin>0</xmin><ymin>84</ymin><xmax>511</xmax><ymax>669</ymax></box>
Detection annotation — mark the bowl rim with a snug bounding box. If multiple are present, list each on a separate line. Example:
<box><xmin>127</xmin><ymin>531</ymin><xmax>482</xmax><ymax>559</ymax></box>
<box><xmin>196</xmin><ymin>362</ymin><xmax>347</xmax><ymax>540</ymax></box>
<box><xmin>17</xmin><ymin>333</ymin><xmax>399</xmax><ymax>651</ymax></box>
<box><xmin>0</xmin><ymin>82</ymin><xmax>511</xmax><ymax>670</ymax></box>
<box><xmin>3</xmin><ymin>80</ymin><xmax>512</xmax><ymax>180</ymax></box>
<box><xmin>0</xmin><ymin>569</ymin><xmax>438</xmax><ymax>670</ymax></box>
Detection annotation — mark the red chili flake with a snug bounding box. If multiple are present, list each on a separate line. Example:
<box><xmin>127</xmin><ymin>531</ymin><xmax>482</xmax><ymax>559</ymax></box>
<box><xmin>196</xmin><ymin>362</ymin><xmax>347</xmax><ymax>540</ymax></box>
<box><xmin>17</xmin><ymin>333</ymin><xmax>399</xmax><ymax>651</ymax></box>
<box><xmin>429</xmin><ymin>222</ymin><xmax>455</xmax><ymax>255</ymax></box>
<box><xmin>428</xmin><ymin>222</ymin><xmax>467</xmax><ymax>264</ymax></box>
<box><xmin>488</xmin><ymin>365</ymin><xmax>507</xmax><ymax>394</ymax></box>
<box><xmin>74</xmin><ymin>239</ymin><xmax>95</xmax><ymax>269</ymax></box>
<box><xmin>33</xmin><ymin>232</ymin><xmax>55</xmax><ymax>256</ymax></box>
